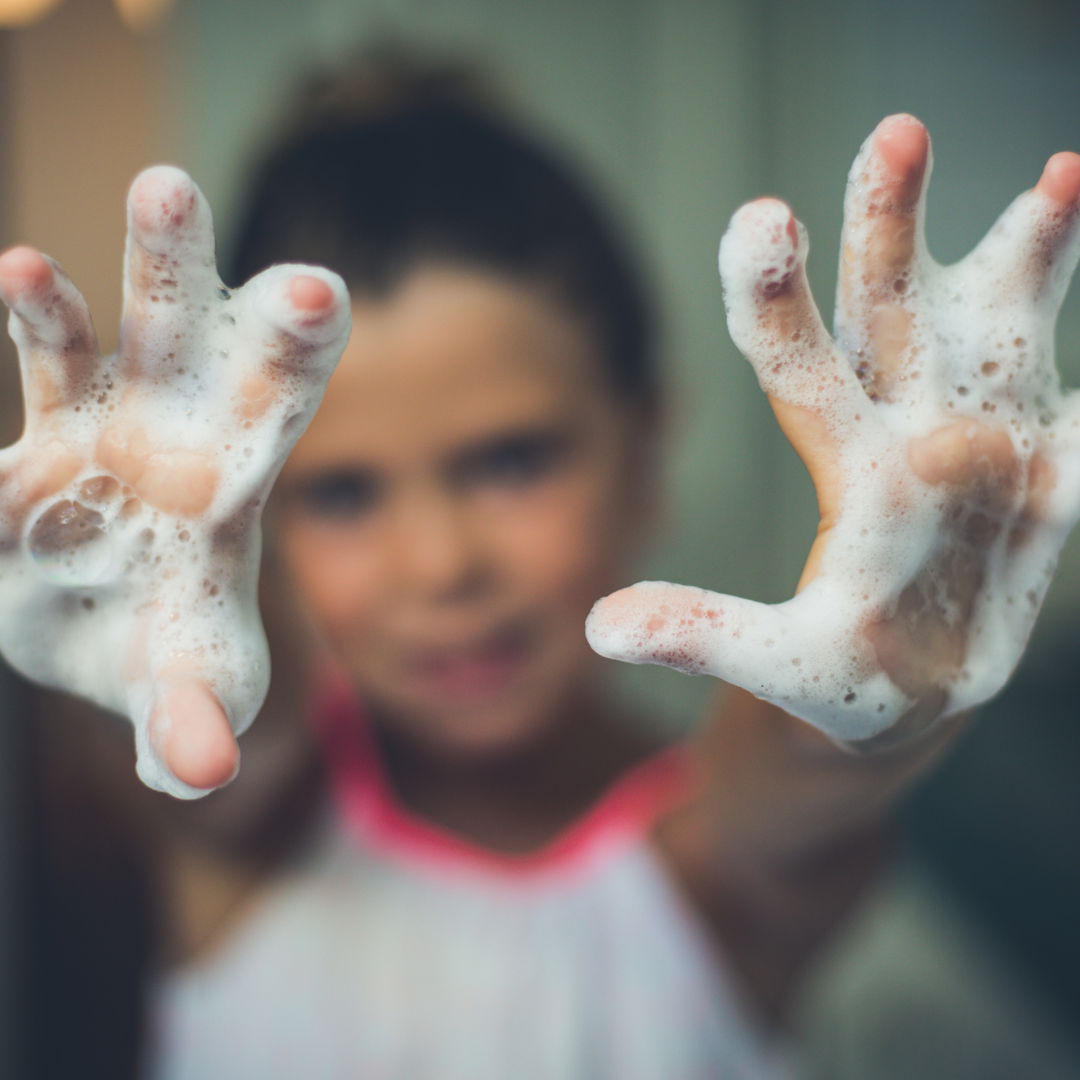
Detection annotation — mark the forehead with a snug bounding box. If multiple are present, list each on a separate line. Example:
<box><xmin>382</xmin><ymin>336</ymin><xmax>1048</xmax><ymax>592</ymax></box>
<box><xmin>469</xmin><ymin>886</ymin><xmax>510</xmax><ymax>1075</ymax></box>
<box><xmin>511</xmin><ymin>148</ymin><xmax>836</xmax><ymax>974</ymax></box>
<box><xmin>287</xmin><ymin>267</ymin><xmax>611</xmax><ymax>469</ymax></box>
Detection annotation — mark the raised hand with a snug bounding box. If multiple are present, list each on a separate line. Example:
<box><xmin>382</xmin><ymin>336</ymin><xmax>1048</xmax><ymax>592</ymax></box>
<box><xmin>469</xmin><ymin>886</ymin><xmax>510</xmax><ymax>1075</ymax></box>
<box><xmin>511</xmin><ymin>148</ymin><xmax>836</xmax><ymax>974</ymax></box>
<box><xmin>0</xmin><ymin>167</ymin><xmax>350</xmax><ymax>797</ymax></box>
<box><xmin>587</xmin><ymin>116</ymin><xmax>1080</xmax><ymax>748</ymax></box>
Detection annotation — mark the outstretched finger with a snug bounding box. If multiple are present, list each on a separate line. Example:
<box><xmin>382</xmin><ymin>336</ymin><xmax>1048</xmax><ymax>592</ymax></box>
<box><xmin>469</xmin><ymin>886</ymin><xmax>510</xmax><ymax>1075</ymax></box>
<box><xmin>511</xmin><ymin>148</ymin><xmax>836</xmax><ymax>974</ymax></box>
<box><xmin>121</xmin><ymin>166</ymin><xmax>220</xmax><ymax>358</ymax></box>
<box><xmin>840</xmin><ymin>115</ymin><xmax>930</xmax><ymax>289</ymax></box>
<box><xmin>1035</xmin><ymin>151</ymin><xmax>1080</xmax><ymax>207</ymax></box>
<box><xmin>242</xmin><ymin>263</ymin><xmax>351</xmax><ymax>357</ymax></box>
<box><xmin>835</xmin><ymin>115</ymin><xmax>930</xmax><ymax>397</ymax></box>
<box><xmin>963</xmin><ymin>150</ymin><xmax>1080</xmax><ymax>314</ymax></box>
<box><xmin>0</xmin><ymin>246</ymin><xmax>100</xmax><ymax>414</ymax></box>
<box><xmin>719</xmin><ymin>198</ymin><xmax>873</xmax><ymax>445</ymax></box>
<box><xmin>586</xmin><ymin>580</ymin><xmax>912</xmax><ymax>743</ymax></box>
<box><xmin>230</xmin><ymin>264</ymin><xmax>351</xmax><ymax>427</ymax></box>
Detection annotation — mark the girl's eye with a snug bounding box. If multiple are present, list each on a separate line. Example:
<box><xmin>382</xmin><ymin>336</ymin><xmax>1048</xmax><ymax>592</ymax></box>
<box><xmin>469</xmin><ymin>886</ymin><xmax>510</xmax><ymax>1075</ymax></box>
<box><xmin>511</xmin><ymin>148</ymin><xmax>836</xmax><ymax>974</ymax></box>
<box><xmin>454</xmin><ymin>434</ymin><xmax>568</xmax><ymax>490</ymax></box>
<box><xmin>293</xmin><ymin>470</ymin><xmax>380</xmax><ymax>519</ymax></box>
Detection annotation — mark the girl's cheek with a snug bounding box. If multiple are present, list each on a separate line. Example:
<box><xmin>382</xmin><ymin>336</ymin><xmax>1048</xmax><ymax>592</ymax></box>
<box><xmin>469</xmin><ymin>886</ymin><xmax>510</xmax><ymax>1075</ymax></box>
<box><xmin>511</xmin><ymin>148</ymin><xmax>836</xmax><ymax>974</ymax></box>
<box><xmin>281</xmin><ymin>531</ymin><xmax>382</xmax><ymax>643</ymax></box>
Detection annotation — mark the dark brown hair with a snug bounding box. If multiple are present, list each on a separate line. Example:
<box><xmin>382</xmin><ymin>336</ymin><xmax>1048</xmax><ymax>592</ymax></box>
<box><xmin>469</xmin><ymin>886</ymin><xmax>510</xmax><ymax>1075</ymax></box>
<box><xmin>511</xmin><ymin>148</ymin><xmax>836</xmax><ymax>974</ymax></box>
<box><xmin>227</xmin><ymin>52</ymin><xmax>657</xmax><ymax>404</ymax></box>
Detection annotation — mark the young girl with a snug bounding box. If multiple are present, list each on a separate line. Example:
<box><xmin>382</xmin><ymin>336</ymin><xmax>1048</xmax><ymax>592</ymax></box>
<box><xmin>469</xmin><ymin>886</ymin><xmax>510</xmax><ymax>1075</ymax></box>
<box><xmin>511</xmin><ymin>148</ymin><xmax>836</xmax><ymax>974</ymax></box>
<box><xmin>4</xmin><ymin>58</ymin><xmax>1080</xmax><ymax>1079</ymax></box>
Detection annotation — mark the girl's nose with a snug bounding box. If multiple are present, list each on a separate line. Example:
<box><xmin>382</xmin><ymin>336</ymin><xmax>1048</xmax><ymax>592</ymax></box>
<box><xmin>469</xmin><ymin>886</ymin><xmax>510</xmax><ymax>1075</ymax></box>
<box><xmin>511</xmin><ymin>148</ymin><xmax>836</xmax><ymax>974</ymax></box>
<box><xmin>391</xmin><ymin>490</ymin><xmax>484</xmax><ymax>600</ymax></box>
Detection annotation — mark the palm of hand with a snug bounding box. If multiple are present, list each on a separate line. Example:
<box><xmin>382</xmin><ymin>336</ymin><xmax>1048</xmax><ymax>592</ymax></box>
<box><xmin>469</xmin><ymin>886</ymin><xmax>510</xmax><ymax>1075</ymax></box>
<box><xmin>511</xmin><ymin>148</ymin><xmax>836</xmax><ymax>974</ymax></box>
<box><xmin>588</xmin><ymin>116</ymin><xmax>1080</xmax><ymax>747</ymax></box>
<box><xmin>0</xmin><ymin>167</ymin><xmax>350</xmax><ymax>796</ymax></box>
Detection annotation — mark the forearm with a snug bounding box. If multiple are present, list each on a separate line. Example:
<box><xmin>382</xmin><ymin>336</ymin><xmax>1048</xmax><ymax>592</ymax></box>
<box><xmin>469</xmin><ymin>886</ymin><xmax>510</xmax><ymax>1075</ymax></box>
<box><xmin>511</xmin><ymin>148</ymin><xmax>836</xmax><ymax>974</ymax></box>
<box><xmin>691</xmin><ymin>686</ymin><xmax>961</xmax><ymax>862</ymax></box>
<box><xmin>656</xmin><ymin>686</ymin><xmax>965</xmax><ymax>1019</ymax></box>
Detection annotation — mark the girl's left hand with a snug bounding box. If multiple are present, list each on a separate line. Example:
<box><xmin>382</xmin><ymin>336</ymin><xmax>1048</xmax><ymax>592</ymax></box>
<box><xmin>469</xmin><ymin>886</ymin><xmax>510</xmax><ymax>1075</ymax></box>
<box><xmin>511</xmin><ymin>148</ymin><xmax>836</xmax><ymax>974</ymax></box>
<box><xmin>588</xmin><ymin>115</ymin><xmax>1080</xmax><ymax>750</ymax></box>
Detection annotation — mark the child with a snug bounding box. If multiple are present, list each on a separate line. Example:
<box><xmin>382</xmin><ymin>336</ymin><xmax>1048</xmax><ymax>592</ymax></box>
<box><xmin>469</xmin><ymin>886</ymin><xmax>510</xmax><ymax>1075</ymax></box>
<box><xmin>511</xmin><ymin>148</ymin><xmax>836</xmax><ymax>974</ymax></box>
<box><xmin>5</xmin><ymin>57</ymin><xmax>1080</xmax><ymax>1079</ymax></box>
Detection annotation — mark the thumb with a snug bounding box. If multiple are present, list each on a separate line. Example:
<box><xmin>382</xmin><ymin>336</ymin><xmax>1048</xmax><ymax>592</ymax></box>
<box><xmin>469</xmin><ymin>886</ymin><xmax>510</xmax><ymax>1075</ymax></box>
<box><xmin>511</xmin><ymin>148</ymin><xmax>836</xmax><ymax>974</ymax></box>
<box><xmin>586</xmin><ymin>580</ymin><xmax>912</xmax><ymax>743</ymax></box>
<box><xmin>135</xmin><ymin>676</ymin><xmax>240</xmax><ymax>798</ymax></box>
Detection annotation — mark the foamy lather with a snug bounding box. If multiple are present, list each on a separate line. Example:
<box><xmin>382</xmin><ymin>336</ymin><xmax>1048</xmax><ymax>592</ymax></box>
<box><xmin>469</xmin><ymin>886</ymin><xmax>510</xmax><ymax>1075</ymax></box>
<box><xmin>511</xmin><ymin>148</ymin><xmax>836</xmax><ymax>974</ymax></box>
<box><xmin>587</xmin><ymin>119</ymin><xmax>1080</xmax><ymax>743</ymax></box>
<box><xmin>0</xmin><ymin>167</ymin><xmax>350</xmax><ymax>797</ymax></box>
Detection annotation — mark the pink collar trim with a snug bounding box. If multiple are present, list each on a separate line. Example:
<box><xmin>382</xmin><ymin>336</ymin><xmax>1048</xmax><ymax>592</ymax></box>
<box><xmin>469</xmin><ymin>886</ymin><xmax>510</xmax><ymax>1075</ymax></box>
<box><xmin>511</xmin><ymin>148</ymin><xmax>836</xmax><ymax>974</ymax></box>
<box><xmin>311</xmin><ymin>673</ymin><xmax>694</xmax><ymax>886</ymax></box>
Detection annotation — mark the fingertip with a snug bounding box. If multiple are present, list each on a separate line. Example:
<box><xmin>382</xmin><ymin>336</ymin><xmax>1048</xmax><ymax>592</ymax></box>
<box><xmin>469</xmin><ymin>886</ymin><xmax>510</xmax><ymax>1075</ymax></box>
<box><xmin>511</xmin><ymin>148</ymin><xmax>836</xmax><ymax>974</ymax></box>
<box><xmin>585</xmin><ymin>587</ymin><xmax>635</xmax><ymax>653</ymax></box>
<box><xmin>733</xmin><ymin>196</ymin><xmax>794</xmax><ymax>230</ymax></box>
<box><xmin>723</xmin><ymin>198</ymin><xmax>800</xmax><ymax>264</ymax></box>
<box><xmin>128</xmin><ymin>165</ymin><xmax>199</xmax><ymax>240</ymax></box>
<box><xmin>249</xmin><ymin>266</ymin><xmax>351</xmax><ymax>349</ymax></box>
<box><xmin>586</xmin><ymin>582</ymin><xmax>675</xmax><ymax>647</ymax></box>
<box><xmin>154</xmin><ymin>681</ymin><xmax>240</xmax><ymax>791</ymax></box>
<box><xmin>587</xmin><ymin>584</ymin><xmax>641</xmax><ymax>625</ymax></box>
<box><xmin>587</xmin><ymin>581</ymin><xmax>720</xmax><ymax>675</ymax></box>
<box><xmin>873</xmin><ymin>114</ymin><xmax>929</xmax><ymax>193</ymax></box>
<box><xmin>288</xmin><ymin>274</ymin><xmax>335</xmax><ymax>314</ymax></box>
<box><xmin>721</xmin><ymin>198</ymin><xmax>810</xmax><ymax>310</ymax></box>
<box><xmin>0</xmin><ymin>245</ymin><xmax>53</xmax><ymax>300</ymax></box>
<box><xmin>1036</xmin><ymin>151</ymin><xmax>1080</xmax><ymax>207</ymax></box>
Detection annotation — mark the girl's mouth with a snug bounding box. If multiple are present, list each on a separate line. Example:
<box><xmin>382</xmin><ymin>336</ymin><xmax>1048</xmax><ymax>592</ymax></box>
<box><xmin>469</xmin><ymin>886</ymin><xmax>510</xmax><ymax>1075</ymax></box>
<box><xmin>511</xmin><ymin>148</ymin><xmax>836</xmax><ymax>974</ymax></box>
<box><xmin>409</xmin><ymin>623</ymin><xmax>535</xmax><ymax>700</ymax></box>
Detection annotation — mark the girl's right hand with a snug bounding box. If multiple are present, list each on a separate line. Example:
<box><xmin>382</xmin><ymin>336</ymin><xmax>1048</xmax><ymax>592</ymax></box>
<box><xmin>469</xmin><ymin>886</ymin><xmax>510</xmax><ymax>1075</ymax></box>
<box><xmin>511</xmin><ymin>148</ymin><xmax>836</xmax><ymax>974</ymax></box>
<box><xmin>0</xmin><ymin>167</ymin><xmax>350</xmax><ymax>797</ymax></box>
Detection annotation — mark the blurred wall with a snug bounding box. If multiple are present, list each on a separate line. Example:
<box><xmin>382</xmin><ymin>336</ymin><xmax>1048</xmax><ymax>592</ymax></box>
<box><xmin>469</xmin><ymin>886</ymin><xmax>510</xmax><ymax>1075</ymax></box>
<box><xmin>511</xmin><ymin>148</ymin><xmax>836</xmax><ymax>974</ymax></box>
<box><xmin>0</xmin><ymin>0</ymin><xmax>177</xmax><ymax>433</ymax></box>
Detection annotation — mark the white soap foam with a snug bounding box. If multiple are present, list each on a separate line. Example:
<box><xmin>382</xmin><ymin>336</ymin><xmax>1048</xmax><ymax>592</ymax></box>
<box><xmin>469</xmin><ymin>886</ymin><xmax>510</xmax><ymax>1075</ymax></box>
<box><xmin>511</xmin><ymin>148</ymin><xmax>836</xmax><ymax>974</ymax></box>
<box><xmin>0</xmin><ymin>167</ymin><xmax>350</xmax><ymax>797</ymax></box>
<box><xmin>588</xmin><ymin>124</ymin><xmax>1080</xmax><ymax>744</ymax></box>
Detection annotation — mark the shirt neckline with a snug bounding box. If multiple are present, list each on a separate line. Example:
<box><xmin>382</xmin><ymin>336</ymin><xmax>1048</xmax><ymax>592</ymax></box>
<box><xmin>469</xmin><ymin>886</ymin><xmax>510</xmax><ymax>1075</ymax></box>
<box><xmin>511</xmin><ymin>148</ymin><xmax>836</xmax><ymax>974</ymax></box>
<box><xmin>311</xmin><ymin>670</ymin><xmax>694</xmax><ymax>886</ymax></box>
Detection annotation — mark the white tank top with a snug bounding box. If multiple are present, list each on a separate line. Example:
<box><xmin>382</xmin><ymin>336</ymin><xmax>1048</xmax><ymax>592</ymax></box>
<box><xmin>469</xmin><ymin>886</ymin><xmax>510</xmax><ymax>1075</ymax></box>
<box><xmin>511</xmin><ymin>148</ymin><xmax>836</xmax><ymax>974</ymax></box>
<box><xmin>143</xmin><ymin>683</ymin><xmax>797</xmax><ymax>1080</ymax></box>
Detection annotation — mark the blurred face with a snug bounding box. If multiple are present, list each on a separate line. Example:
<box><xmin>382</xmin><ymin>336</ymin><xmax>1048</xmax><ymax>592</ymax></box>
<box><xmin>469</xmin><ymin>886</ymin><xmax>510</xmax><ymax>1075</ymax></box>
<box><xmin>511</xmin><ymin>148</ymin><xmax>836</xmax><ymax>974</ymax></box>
<box><xmin>274</xmin><ymin>267</ymin><xmax>651</xmax><ymax>757</ymax></box>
